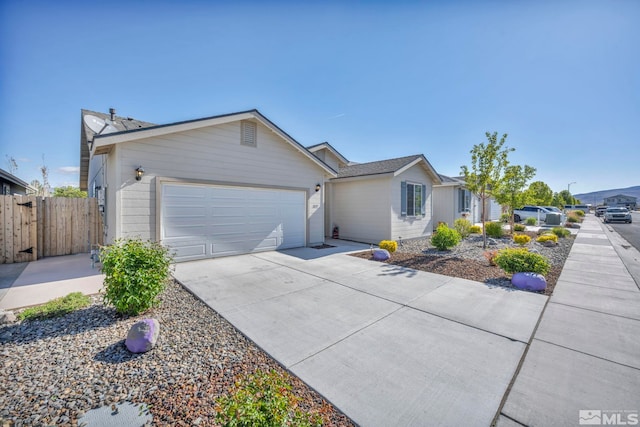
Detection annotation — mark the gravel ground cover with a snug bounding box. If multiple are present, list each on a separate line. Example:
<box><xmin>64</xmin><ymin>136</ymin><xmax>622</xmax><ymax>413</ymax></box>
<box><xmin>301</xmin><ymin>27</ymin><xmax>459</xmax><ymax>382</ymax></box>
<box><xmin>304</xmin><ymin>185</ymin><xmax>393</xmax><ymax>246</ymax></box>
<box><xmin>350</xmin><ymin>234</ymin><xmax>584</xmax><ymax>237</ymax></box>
<box><xmin>0</xmin><ymin>280</ymin><xmax>355</xmax><ymax>426</ymax></box>
<box><xmin>352</xmin><ymin>230</ymin><xmax>574</xmax><ymax>295</ymax></box>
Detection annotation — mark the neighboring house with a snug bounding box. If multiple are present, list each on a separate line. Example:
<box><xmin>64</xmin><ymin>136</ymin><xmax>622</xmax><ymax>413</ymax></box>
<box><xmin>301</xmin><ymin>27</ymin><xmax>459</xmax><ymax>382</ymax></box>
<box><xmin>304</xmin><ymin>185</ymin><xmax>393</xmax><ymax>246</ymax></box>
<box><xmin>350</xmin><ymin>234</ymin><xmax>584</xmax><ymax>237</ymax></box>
<box><xmin>604</xmin><ymin>194</ymin><xmax>637</xmax><ymax>210</ymax></box>
<box><xmin>0</xmin><ymin>168</ymin><xmax>30</xmax><ymax>196</ymax></box>
<box><xmin>310</xmin><ymin>143</ymin><xmax>442</xmax><ymax>244</ymax></box>
<box><xmin>80</xmin><ymin>109</ymin><xmax>336</xmax><ymax>262</ymax></box>
<box><xmin>433</xmin><ymin>174</ymin><xmax>502</xmax><ymax>226</ymax></box>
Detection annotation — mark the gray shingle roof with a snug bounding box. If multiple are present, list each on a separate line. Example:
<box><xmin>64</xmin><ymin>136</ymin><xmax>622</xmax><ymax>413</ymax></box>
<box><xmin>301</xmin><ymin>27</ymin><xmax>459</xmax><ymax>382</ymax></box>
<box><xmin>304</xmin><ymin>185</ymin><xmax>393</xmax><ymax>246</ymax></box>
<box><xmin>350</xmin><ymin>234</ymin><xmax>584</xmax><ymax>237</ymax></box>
<box><xmin>79</xmin><ymin>109</ymin><xmax>157</xmax><ymax>190</ymax></box>
<box><xmin>337</xmin><ymin>155</ymin><xmax>423</xmax><ymax>178</ymax></box>
<box><xmin>438</xmin><ymin>174</ymin><xmax>465</xmax><ymax>184</ymax></box>
<box><xmin>0</xmin><ymin>168</ymin><xmax>30</xmax><ymax>188</ymax></box>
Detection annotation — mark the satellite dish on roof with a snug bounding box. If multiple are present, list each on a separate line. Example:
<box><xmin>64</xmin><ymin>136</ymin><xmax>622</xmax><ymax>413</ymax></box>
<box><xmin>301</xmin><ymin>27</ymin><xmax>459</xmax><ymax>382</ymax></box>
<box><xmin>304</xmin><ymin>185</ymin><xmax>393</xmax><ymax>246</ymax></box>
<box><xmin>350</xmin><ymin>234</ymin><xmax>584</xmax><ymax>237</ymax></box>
<box><xmin>84</xmin><ymin>115</ymin><xmax>106</xmax><ymax>133</ymax></box>
<box><xmin>101</xmin><ymin>119</ymin><xmax>118</xmax><ymax>134</ymax></box>
<box><xmin>83</xmin><ymin>114</ymin><xmax>118</xmax><ymax>135</ymax></box>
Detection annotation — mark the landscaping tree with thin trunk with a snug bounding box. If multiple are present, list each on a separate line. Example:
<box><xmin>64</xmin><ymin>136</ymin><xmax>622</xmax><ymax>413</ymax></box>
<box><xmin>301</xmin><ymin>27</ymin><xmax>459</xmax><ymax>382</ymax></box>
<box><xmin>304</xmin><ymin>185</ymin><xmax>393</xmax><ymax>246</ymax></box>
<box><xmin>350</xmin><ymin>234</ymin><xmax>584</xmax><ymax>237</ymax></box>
<box><xmin>461</xmin><ymin>132</ymin><xmax>513</xmax><ymax>249</ymax></box>
<box><xmin>494</xmin><ymin>164</ymin><xmax>537</xmax><ymax>233</ymax></box>
<box><xmin>526</xmin><ymin>181</ymin><xmax>553</xmax><ymax>206</ymax></box>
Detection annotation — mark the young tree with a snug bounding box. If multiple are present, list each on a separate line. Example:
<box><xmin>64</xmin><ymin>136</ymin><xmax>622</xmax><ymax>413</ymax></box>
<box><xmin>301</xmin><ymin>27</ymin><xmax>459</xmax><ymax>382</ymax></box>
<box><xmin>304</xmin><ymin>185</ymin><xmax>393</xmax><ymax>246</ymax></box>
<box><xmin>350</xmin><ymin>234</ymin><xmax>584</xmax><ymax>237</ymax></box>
<box><xmin>494</xmin><ymin>165</ymin><xmax>536</xmax><ymax>233</ymax></box>
<box><xmin>5</xmin><ymin>155</ymin><xmax>18</xmax><ymax>174</ymax></box>
<box><xmin>40</xmin><ymin>155</ymin><xmax>50</xmax><ymax>197</ymax></box>
<box><xmin>526</xmin><ymin>181</ymin><xmax>553</xmax><ymax>206</ymax></box>
<box><xmin>53</xmin><ymin>186</ymin><xmax>87</xmax><ymax>198</ymax></box>
<box><xmin>461</xmin><ymin>132</ymin><xmax>513</xmax><ymax>248</ymax></box>
<box><xmin>30</xmin><ymin>180</ymin><xmax>44</xmax><ymax>196</ymax></box>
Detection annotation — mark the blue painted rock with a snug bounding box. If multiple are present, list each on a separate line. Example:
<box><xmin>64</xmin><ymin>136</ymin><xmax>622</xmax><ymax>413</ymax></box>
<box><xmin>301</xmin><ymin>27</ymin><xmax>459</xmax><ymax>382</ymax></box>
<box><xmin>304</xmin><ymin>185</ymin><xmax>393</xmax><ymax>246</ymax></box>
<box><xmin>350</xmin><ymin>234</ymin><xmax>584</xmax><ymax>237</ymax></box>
<box><xmin>373</xmin><ymin>249</ymin><xmax>390</xmax><ymax>261</ymax></box>
<box><xmin>512</xmin><ymin>272</ymin><xmax>547</xmax><ymax>291</ymax></box>
<box><xmin>125</xmin><ymin>318</ymin><xmax>160</xmax><ymax>353</ymax></box>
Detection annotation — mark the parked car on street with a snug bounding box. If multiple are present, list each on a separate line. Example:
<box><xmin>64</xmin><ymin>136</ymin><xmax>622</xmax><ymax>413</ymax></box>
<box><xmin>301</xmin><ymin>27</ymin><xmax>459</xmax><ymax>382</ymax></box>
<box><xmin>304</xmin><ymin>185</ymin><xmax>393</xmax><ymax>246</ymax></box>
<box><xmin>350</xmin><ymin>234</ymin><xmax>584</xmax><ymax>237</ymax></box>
<box><xmin>603</xmin><ymin>207</ymin><xmax>632</xmax><ymax>223</ymax></box>
<box><xmin>513</xmin><ymin>206</ymin><xmax>553</xmax><ymax>223</ymax></box>
<box><xmin>543</xmin><ymin>206</ymin><xmax>562</xmax><ymax>214</ymax></box>
<box><xmin>595</xmin><ymin>206</ymin><xmax>608</xmax><ymax>217</ymax></box>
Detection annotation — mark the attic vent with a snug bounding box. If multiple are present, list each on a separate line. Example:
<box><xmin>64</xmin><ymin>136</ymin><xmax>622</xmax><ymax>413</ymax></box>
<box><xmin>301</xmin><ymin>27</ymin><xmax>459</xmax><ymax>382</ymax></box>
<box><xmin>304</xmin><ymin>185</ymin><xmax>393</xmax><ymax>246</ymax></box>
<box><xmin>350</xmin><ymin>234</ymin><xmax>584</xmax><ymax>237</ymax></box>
<box><xmin>241</xmin><ymin>121</ymin><xmax>257</xmax><ymax>147</ymax></box>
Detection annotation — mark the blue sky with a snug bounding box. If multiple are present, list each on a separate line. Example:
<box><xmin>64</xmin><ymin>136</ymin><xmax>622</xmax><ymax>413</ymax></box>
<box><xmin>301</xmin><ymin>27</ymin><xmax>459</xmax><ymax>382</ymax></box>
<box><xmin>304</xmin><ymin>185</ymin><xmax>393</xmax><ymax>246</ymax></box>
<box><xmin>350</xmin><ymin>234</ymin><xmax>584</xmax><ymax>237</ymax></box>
<box><xmin>1</xmin><ymin>0</ymin><xmax>638</xmax><ymax>195</ymax></box>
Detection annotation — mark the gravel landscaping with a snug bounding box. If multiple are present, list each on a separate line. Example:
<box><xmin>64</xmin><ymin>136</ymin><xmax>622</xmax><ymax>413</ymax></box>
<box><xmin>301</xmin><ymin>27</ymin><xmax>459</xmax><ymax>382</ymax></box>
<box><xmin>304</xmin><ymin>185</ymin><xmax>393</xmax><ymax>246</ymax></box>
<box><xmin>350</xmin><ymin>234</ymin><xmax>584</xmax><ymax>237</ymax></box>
<box><xmin>0</xmin><ymin>280</ymin><xmax>355</xmax><ymax>426</ymax></box>
<box><xmin>352</xmin><ymin>229</ymin><xmax>575</xmax><ymax>295</ymax></box>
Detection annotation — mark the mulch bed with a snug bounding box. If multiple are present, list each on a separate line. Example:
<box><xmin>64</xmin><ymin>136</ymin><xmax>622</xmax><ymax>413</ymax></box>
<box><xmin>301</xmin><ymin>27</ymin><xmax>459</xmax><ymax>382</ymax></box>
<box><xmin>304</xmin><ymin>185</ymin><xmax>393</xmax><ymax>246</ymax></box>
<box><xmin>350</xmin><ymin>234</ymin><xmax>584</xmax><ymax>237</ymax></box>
<box><xmin>351</xmin><ymin>241</ymin><xmax>566</xmax><ymax>296</ymax></box>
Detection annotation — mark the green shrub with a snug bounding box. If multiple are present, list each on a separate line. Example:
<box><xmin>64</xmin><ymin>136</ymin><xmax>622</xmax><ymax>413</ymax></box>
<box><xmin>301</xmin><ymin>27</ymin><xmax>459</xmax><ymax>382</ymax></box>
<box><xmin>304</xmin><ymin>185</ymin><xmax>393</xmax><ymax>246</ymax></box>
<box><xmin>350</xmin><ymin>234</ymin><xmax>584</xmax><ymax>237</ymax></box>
<box><xmin>431</xmin><ymin>223</ymin><xmax>461</xmax><ymax>250</ymax></box>
<box><xmin>17</xmin><ymin>292</ymin><xmax>91</xmax><ymax>321</ymax></box>
<box><xmin>485</xmin><ymin>222</ymin><xmax>504</xmax><ymax>238</ymax></box>
<box><xmin>494</xmin><ymin>248</ymin><xmax>550</xmax><ymax>275</ymax></box>
<box><xmin>525</xmin><ymin>217</ymin><xmax>537</xmax><ymax>226</ymax></box>
<box><xmin>470</xmin><ymin>225</ymin><xmax>482</xmax><ymax>234</ymax></box>
<box><xmin>454</xmin><ymin>218</ymin><xmax>472</xmax><ymax>238</ymax></box>
<box><xmin>552</xmin><ymin>227</ymin><xmax>571</xmax><ymax>238</ymax></box>
<box><xmin>100</xmin><ymin>238</ymin><xmax>173</xmax><ymax>316</ymax></box>
<box><xmin>513</xmin><ymin>234</ymin><xmax>531</xmax><ymax>246</ymax></box>
<box><xmin>379</xmin><ymin>240</ymin><xmax>398</xmax><ymax>253</ymax></box>
<box><xmin>574</xmin><ymin>210</ymin><xmax>585</xmax><ymax>217</ymax></box>
<box><xmin>215</xmin><ymin>370</ymin><xmax>321</xmax><ymax>427</ymax></box>
<box><xmin>513</xmin><ymin>224</ymin><xmax>526</xmax><ymax>232</ymax></box>
<box><xmin>536</xmin><ymin>233</ymin><xmax>558</xmax><ymax>244</ymax></box>
<box><xmin>567</xmin><ymin>214</ymin><xmax>579</xmax><ymax>223</ymax></box>
<box><xmin>500</xmin><ymin>213</ymin><xmax>510</xmax><ymax>223</ymax></box>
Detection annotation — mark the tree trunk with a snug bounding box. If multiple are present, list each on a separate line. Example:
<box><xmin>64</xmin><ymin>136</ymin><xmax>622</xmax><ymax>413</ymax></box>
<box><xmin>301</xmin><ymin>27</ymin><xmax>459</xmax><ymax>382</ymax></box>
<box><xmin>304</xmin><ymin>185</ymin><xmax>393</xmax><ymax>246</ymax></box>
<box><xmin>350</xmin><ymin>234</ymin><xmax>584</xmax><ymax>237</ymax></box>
<box><xmin>481</xmin><ymin>191</ymin><xmax>487</xmax><ymax>249</ymax></box>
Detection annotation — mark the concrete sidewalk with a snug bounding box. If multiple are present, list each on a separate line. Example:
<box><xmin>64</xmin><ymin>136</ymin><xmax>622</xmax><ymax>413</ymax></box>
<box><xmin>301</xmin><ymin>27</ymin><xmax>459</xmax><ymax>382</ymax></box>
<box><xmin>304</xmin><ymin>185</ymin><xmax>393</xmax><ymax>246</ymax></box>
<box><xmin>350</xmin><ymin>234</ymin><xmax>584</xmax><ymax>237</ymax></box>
<box><xmin>175</xmin><ymin>241</ymin><xmax>548</xmax><ymax>426</ymax></box>
<box><xmin>498</xmin><ymin>215</ymin><xmax>640</xmax><ymax>426</ymax></box>
<box><xmin>0</xmin><ymin>253</ymin><xmax>104</xmax><ymax>310</ymax></box>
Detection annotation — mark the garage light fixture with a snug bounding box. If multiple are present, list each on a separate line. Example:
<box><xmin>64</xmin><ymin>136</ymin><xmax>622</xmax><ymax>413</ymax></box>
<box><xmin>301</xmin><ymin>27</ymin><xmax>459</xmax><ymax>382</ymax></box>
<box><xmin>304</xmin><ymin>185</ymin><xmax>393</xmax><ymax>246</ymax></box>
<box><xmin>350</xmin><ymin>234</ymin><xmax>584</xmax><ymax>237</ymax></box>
<box><xmin>315</xmin><ymin>183</ymin><xmax>321</xmax><ymax>192</ymax></box>
<box><xmin>135</xmin><ymin>166</ymin><xmax>145</xmax><ymax>181</ymax></box>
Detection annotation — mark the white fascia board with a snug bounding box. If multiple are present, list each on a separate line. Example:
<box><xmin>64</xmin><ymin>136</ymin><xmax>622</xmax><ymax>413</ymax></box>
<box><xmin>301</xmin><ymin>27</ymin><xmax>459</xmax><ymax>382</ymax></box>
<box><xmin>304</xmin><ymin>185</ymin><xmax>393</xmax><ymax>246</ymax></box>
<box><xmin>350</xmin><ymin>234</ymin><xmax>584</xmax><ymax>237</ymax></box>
<box><xmin>93</xmin><ymin>112</ymin><xmax>256</xmax><ymax>148</ymax></box>
<box><xmin>330</xmin><ymin>172</ymin><xmax>393</xmax><ymax>183</ymax></box>
<box><xmin>252</xmin><ymin>115</ymin><xmax>337</xmax><ymax>177</ymax></box>
<box><xmin>394</xmin><ymin>157</ymin><xmax>442</xmax><ymax>185</ymax></box>
<box><xmin>308</xmin><ymin>143</ymin><xmax>349</xmax><ymax>165</ymax></box>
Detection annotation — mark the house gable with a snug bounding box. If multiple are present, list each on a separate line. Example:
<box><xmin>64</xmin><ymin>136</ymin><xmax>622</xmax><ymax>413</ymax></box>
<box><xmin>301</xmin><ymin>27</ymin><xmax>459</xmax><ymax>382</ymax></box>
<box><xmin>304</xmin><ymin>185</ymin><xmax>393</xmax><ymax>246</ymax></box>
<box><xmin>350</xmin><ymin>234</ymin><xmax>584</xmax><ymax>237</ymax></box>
<box><xmin>89</xmin><ymin>110</ymin><xmax>336</xmax><ymax>178</ymax></box>
<box><xmin>307</xmin><ymin>142</ymin><xmax>349</xmax><ymax>172</ymax></box>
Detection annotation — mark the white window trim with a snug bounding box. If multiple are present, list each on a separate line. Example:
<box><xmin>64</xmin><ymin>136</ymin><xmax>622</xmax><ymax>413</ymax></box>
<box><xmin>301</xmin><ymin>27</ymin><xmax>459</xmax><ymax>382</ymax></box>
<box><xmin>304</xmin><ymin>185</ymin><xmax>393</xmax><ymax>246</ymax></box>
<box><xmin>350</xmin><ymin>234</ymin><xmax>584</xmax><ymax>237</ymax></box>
<box><xmin>406</xmin><ymin>181</ymin><xmax>423</xmax><ymax>217</ymax></box>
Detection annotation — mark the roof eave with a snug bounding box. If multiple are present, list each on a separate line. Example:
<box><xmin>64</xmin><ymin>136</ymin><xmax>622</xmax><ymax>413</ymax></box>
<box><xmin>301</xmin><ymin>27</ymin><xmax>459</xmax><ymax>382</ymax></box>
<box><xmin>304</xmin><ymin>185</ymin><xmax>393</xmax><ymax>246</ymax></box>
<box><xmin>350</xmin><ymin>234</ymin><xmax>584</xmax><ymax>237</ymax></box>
<box><xmin>393</xmin><ymin>156</ymin><xmax>442</xmax><ymax>185</ymax></box>
<box><xmin>91</xmin><ymin>110</ymin><xmax>337</xmax><ymax>178</ymax></box>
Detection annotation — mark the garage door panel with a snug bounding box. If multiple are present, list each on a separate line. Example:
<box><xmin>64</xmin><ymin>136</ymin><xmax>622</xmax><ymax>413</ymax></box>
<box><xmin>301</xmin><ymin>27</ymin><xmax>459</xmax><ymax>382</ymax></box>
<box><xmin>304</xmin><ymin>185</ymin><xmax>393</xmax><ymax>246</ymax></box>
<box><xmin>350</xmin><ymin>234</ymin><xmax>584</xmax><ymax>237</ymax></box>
<box><xmin>162</xmin><ymin>184</ymin><xmax>306</xmax><ymax>261</ymax></box>
<box><xmin>164</xmin><ymin>224</ymin><xmax>208</xmax><ymax>239</ymax></box>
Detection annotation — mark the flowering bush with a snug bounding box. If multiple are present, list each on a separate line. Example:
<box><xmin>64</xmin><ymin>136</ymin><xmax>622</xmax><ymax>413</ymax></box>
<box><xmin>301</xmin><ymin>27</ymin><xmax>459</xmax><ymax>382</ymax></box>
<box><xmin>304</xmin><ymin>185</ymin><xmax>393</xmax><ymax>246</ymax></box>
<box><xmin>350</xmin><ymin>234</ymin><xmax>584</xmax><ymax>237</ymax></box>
<box><xmin>470</xmin><ymin>225</ymin><xmax>482</xmax><ymax>234</ymax></box>
<box><xmin>513</xmin><ymin>234</ymin><xmax>531</xmax><ymax>246</ymax></box>
<box><xmin>379</xmin><ymin>240</ymin><xmax>398</xmax><ymax>253</ymax></box>
<box><xmin>537</xmin><ymin>233</ymin><xmax>558</xmax><ymax>244</ymax></box>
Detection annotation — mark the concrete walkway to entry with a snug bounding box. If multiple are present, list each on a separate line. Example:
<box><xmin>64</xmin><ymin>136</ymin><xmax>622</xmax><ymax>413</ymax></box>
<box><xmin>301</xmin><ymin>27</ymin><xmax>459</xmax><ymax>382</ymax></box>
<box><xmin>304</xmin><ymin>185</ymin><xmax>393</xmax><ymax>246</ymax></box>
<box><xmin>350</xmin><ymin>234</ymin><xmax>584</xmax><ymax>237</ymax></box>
<box><xmin>174</xmin><ymin>240</ymin><xmax>548</xmax><ymax>426</ymax></box>
<box><xmin>498</xmin><ymin>215</ymin><xmax>640</xmax><ymax>426</ymax></box>
<box><xmin>0</xmin><ymin>253</ymin><xmax>104</xmax><ymax>310</ymax></box>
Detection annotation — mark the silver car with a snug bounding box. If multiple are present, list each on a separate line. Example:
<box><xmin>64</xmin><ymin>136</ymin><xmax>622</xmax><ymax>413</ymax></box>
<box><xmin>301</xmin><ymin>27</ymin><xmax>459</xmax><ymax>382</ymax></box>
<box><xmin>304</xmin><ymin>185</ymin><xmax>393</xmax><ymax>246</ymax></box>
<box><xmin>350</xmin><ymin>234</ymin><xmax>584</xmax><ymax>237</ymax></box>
<box><xmin>603</xmin><ymin>207</ymin><xmax>632</xmax><ymax>223</ymax></box>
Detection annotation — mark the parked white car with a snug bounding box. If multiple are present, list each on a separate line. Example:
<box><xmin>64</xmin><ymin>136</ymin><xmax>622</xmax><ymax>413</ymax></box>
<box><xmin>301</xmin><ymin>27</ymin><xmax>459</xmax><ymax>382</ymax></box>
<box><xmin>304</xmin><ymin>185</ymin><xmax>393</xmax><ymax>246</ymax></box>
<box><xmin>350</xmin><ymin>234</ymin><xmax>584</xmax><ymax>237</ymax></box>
<box><xmin>513</xmin><ymin>206</ymin><xmax>553</xmax><ymax>223</ymax></box>
<box><xmin>603</xmin><ymin>207</ymin><xmax>632</xmax><ymax>224</ymax></box>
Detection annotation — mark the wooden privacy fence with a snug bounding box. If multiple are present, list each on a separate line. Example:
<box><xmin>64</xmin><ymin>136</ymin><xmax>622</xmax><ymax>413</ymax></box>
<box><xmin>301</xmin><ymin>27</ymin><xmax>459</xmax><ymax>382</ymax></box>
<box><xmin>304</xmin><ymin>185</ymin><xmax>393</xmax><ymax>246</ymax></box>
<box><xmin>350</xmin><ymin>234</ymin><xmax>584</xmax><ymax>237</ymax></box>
<box><xmin>0</xmin><ymin>195</ymin><xmax>104</xmax><ymax>264</ymax></box>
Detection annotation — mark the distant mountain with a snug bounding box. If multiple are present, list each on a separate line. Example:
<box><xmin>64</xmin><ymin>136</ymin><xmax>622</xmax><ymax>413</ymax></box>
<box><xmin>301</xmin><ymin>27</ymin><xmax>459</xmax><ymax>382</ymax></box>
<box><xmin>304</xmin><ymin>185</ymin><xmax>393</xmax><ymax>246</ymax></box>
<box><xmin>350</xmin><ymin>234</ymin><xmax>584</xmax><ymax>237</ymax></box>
<box><xmin>573</xmin><ymin>185</ymin><xmax>640</xmax><ymax>206</ymax></box>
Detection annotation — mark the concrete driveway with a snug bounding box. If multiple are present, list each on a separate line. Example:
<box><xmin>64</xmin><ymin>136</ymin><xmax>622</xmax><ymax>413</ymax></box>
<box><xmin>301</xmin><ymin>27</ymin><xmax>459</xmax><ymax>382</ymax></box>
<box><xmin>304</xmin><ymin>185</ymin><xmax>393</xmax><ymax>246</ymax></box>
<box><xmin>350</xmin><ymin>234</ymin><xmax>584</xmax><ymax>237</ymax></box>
<box><xmin>174</xmin><ymin>243</ymin><xmax>548</xmax><ymax>427</ymax></box>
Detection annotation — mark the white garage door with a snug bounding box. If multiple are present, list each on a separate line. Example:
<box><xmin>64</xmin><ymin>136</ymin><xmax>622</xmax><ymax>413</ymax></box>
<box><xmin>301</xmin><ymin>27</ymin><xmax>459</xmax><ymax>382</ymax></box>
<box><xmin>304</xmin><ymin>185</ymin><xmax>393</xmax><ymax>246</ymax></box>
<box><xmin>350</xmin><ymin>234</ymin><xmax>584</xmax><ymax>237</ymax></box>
<box><xmin>161</xmin><ymin>183</ymin><xmax>306</xmax><ymax>261</ymax></box>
